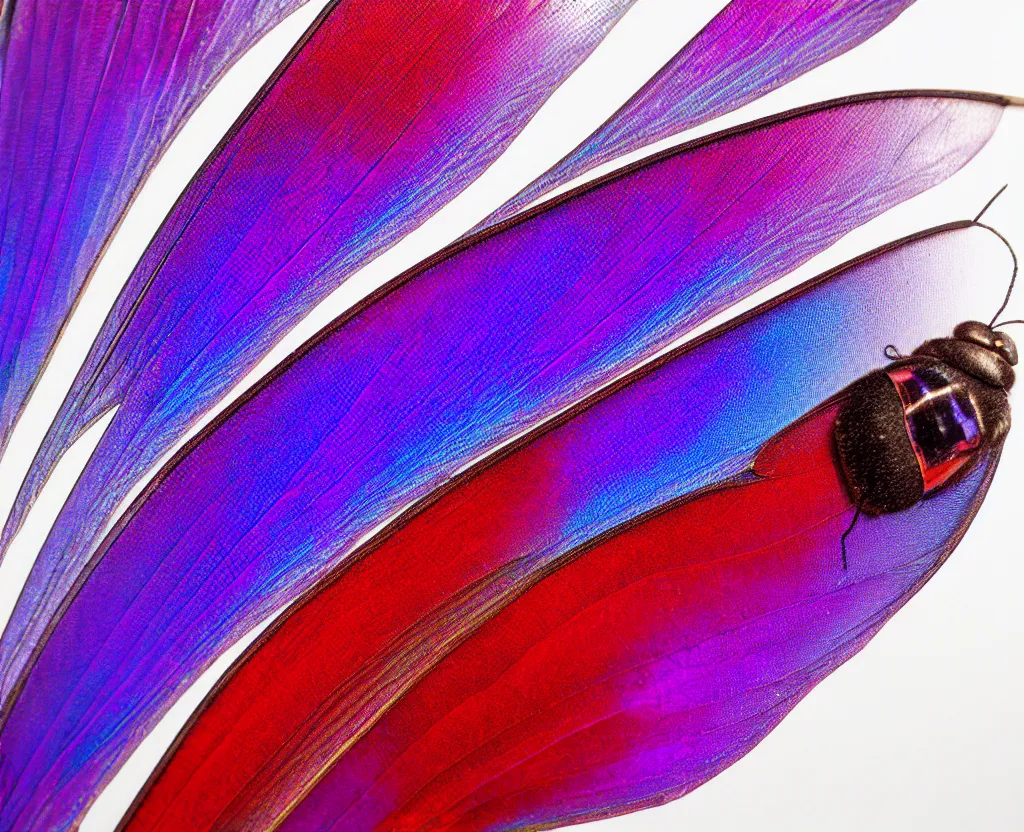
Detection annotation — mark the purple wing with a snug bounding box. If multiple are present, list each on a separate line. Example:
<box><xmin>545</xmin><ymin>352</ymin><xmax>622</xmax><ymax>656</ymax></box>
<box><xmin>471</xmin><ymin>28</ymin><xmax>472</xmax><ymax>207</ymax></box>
<box><xmin>0</xmin><ymin>0</ymin><xmax>919</xmax><ymax>641</ymax></box>
<box><xmin>279</xmin><ymin>444</ymin><xmax>994</xmax><ymax>832</ymax></box>
<box><xmin>0</xmin><ymin>0</ymin><xmax>312</xmax><ymax>449</ymax></box>
<box><xmin>484</xmin><ymin>0</ymin><xmax>919</xmax><ymax>228</ymax></box>
<box><xmin>8</xmin><ymin>223</ymin><xmax>1011</xmax><ymax>831</ymax></box>
<box><xmin>0</xmin><ymin>93</ymin><xmax>1006</xmax><ymax>715</ymax></box>
<box><xmin>0</xmin><ymin>0</ymin><xmax>638</xmax><ymax>669</ymax></box>
<box><xmin>0</xmin><ymin>116</ymin><xmax>1007</xmax><ymax>832</ymax></box>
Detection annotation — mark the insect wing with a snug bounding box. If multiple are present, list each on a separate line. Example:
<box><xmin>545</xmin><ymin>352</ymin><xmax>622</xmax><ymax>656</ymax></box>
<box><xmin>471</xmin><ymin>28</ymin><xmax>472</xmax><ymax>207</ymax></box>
<box><xmin>0</xmin><ymin>0</ymin><xmax>311</xmax><ymax>448</ymax></box>
<box><xmin>117</xmin><ymin>223</ymin><xmax>1009</xmax><ymax>831</ymax></box>
<box><xmin>0</xmin><ymin>92</ymin><xmax>1005</xmax><ymax>720</ymax></box>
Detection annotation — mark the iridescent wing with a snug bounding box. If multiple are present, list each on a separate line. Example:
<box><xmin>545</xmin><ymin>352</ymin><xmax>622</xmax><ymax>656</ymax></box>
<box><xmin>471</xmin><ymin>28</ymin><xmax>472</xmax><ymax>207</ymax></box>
<box><xmin>0</xmin><ymin>0</ymin><xmax>640</xmax><ymax>574</ymax></box>
<box><xmin>0</xmin><ymin>0</ymin><xmax>313</xmax><ymax>446</ymax></box>
<box><xmin>0</xmin><ymin>90</ymin><xmax>1007</xmax><ymax>717</ymax></box>
<box><xmin>482</xmin><ymin>0</ymin><xmax>920</xmax><ymax>227</ymax></box>
<box><xmin>1</xmin><ymin>0</ymin><xmax>923</xmax><ymax>678</ymax></box>
<box><xmin>121</xmin><ymin>224</ymin><xmax>1006</xmax><ymax>831</ymax></box>
<box><xmin>275</xmin><ymin>431</ymin><xmax>994</xmax><ymax>832</ymax></box>
<box><xmin>1</xmin><ymin>223</ymin><xmax>1011</xmax><ymax>830</ymax></box>
<box><xmin>0</xmin><ymin>3</ymin><xmax>1010</xmax><ymax>831</ymax></box>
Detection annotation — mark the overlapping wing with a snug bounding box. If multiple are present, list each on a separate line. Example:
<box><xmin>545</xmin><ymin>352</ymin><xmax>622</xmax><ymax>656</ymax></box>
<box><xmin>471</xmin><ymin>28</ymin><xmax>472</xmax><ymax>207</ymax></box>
<box><xmin>483</xmin><ymin>0</ymin><xmax>919</xmax><ymax>227</ymax></box>
<box><xmin>275</xmin><ymin>429</ymin><xmax>994</xmax><ymax>832</ymax></box>
<box><xmin>0</xmin><ymin>92</ymin><xmax>1007</xmax><ymax>720</ymax></box>
<box><xmin>2</xmin><ymin>224</ymin><xmax>1010</xmax><ymax>830</ymax></box>
<box><xmin>1</xmin><ymin>2</ymin><xmax>923</xmax><ymax>690</ymax></box>
<box><xmin>0</xmin><ymin>0</ymin><xmax>640</xmax><ymax>705</ymax></box>
<box><xmin>0</xmin><ymin>0</ymin><xmax>313</xmax><ymax>449</ymax></box>
<box><xmin>0</xmin><ymin>0</ymin><xmax>644</xmax><ymax>567</ymax></box>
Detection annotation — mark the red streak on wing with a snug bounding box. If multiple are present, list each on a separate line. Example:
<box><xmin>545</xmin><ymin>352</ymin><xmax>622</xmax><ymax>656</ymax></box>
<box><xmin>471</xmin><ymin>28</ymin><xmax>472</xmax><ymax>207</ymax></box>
<box><xmin>124</xmin><ymin>403</ymin><xmax>851</xmax><ymax>831</ymax></box>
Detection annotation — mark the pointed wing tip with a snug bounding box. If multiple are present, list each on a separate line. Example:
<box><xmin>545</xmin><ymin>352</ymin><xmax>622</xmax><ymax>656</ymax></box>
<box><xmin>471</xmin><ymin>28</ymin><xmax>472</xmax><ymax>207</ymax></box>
<box><xmin>861</xmin><ymin>89</ymin><xmax>1023</xmax><ymax>109</ymax></box>
<box><xmin>953</xmin><ymin>90</ymin><xmax>1024</xmax><ymax>108</ymax></box>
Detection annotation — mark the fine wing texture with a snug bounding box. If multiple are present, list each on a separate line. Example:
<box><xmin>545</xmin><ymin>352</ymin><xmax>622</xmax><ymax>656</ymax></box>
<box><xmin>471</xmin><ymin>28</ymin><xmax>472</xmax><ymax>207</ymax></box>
<box><xmin>0</xmin><ymin>0</ymin><xmax>313</xmax><ymax>450</ymax></box>
<box><xmin>1</xmin><ymin>0</ymin><xmax>920</xmax><ymax>581</ymax></box>
<box><xmin>277</xmin><ymin>426</ymin><xmax>994</xmax><ymax>832</ymax></box>
<box><xmin>0</xmin><ymin>0</ymin><xmax>638</xmax><ymax>681</ymax></box>
<box><xmin>483</xmin><ymin>0</ymin><xmax>919</xmax><ymax>228</ymax></box>
<box><xmin>0</xmin><ymin>92</ymin><xmax>1008</xmax><ymax>713</ymax></box>
<box><xmin>117</xmin><ymin>224</ymin><xmax>1007</xmax><ymax>832</ymax></box>
<box><xmin>0</xmin><ymin>0</ymin><xmax>639</xmax><ymax>548</ymax></box>
<box><xmin>3</xmin><ymin>223</ymin><xmax>1011</xmax><ymax>831</ymax></box>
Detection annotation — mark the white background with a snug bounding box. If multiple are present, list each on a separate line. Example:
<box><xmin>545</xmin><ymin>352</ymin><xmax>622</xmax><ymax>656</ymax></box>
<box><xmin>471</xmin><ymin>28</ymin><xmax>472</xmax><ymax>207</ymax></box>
<box><xmin>0</xmin><ymin>0</ymin><xmax>1020</xmax><ymax>830</ymax></box>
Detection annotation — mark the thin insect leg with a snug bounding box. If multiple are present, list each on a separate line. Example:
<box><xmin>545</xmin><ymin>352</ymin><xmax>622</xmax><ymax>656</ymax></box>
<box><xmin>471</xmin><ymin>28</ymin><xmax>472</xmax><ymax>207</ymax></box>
<box><xmin>840</xmin><ymin>505</ymin><xmax>862</xmax><ymax>571</ymax></box>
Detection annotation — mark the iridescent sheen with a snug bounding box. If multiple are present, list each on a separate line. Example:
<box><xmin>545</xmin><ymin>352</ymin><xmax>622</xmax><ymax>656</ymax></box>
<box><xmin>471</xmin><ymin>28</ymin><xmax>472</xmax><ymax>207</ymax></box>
<box><xmin>0</xmin><ymin>92</ymin><xmax>1006</xmax><ymax>719</ymax></box>
<box><xmin>0</xmin><ymin>0</ymin><xmax>639</xmax><ymax>705</ymax></box>
<box><xmin>889</xmin><ymin>364</ymin><xmax>983</xmax><ymax>491</ymax></box>
<box><xmin>483</xmin><ymin>0</ymin><xmax>918</xmax><ymax>228</ymax></box>
<box><xmin>0</xmin><ymin>224</ymin><xmax>1010</xmax><ymax>831</ymax></box>
<box><xmin>279</xmin><ymin>439</ymin><xmax>993</xmax><ymax>832</ymax></box>
<box><xmin>119</xmin><ymin>225</ymin><xmax>1006</xmax><ymax>832</ymax></box>
<box><xmin>0</xmin><ymin>0</ymin><xmax>312</xmax><ymax>450</ymax></box>
<box><xmin>0</xmin><ymin>0</ymin><xmax>920</xmax><ymax>677</ymax></box>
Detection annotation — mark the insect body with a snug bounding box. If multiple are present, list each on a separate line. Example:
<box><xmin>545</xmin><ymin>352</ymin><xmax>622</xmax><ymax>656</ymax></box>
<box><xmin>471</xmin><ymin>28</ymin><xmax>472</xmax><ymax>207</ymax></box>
<box><xmin>103</xmin><ymin>225</ymin><xmax>1019</xmax><ymax>832</ymax></box>
<box><xmin>836</xmin><ymin>321</ymin><xmax>1016</xmax><ymax>516</ymax></box>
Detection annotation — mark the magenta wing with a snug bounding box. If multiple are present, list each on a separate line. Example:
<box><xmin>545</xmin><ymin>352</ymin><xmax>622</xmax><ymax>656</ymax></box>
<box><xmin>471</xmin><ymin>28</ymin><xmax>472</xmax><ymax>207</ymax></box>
<box><xmin>1</xmin><ymin>1</ymin><xmax>920</xmax><ymax>662</ymax></box>
<box><xmin>0</xmin><ymin>0</ymin><xmax>640</xmax><ymax>688</ymax></box>
<box><xmin>278</xmin><ymin>436</ymin><xmax>994</xmax><ymax>832</ymax></box>
<box><xmin>0</xmin><ymin>223</ymin><xmax>1011</xmax><ymax>830</ymax></box>
<box><xmin>0</xmin><ymin>0</ymin><xmax>641</xmax><ymax>564</ymax></box>
<box><xmin>484</xmin><ymin>0</ymin><xmax>919</xmax><ymax>228</ymax></box>
<box><xmin>117</xmin><ymin>223</ymin><xmax>1009</xmax><ymax>832</ymax></box>
<box><xmin>0</xmin><ymin>93</ymin><xmax>1007</xmax><ymax>719</ymax></box>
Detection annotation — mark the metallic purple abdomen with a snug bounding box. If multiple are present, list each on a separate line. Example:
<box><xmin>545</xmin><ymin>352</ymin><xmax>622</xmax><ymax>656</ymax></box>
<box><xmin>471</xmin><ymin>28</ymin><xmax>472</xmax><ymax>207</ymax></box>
<box><xmin>888</xmin><ymin>364</ymin><xmax>981</xmax><ymax>492</ymax></box>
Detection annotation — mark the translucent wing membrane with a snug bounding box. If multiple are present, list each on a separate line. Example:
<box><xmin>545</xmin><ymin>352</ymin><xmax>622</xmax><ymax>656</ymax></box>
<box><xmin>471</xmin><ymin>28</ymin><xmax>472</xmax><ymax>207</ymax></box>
<box><xmin>0</xmin><ymin>0</ymin><xmax>641</xmax><ymax>536</ymax></box>
<box><xmin>276</xmin><ymin>445</ymin><xmax>995</xmax><ymax>832</ymax></box>
<box><xmin>483</xmin><ymin>0</ymin><xmax>919</xmax><ymax>228</ymax></box>
<box><xmin>0</xmin><ymin>1</ymin><xmax>1008</xmax><ymax>829</ymax></box>
<box><xmin>0</xmin><ymin>91</ymin><xmax>1007</xmax><ymax>718</ymax></box>
<box><xmin>0</xmin><ymin>0</ymin><xmax>922</xmax><ymax>590</ymax></box>
<box><xmin>0</xmin><ymin>0</ymin><xmax>639</xmax><ymax>694</ymax></box>
<box><xmin>0</xmin><ymin>0</ymin><xmax>313</xmax><ymax>450</ymax></box>
<box><xmin>267</xmin><ymin>441</ymin><xmax>992</xmax><ymax>830</ymax></box>
<box><xmin>0</xmin><ymin>224</ymin><xmax>1011</xmax><ymax>831</ymax></box>
<box><xmin>125</xmin><ymin>225</ymin><xmax>1004</xmax><ymax>831</ymax></box>
<box><xmin>0</xmin><ymin>0</ymin><xmax>640</xmax><ymax>680</ymax></box>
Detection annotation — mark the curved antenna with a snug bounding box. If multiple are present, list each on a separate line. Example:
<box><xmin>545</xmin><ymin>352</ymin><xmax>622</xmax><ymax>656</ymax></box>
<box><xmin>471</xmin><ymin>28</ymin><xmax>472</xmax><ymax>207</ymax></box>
<box><xmin>971</xmin><ymin>222</ymin><xmax>1018</xmax><ymax>327</ymax></box>
<box><xmin>969</xmin><ymin>185</ymin><xmax>1018</xmax><ymax>326</ymax></box>
<box><xmin>974</xmin><ymin>183</ymin><xmax>1008</xmax><ymax>222</ymax></box>
<box><xmin>994</xmin><ymin>319</ymin><xmax>1024</xmax><ymax>329</ymax></box>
